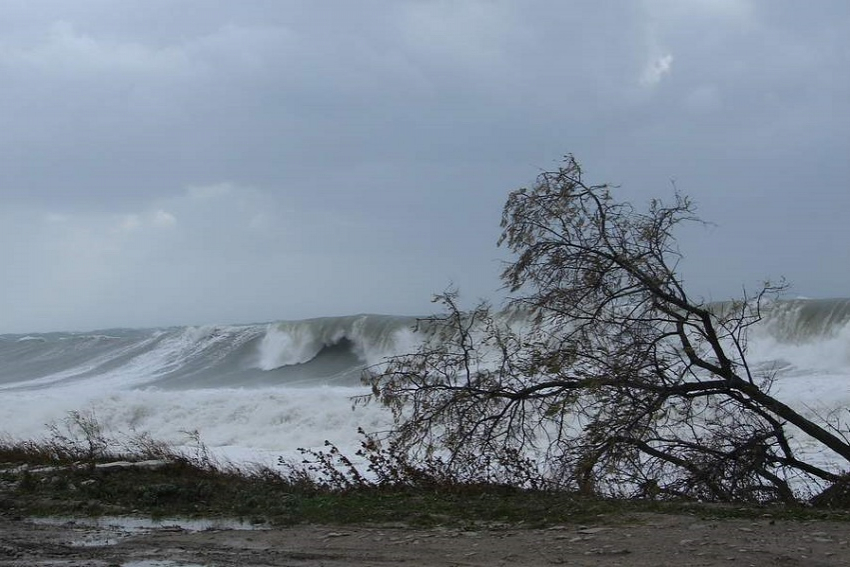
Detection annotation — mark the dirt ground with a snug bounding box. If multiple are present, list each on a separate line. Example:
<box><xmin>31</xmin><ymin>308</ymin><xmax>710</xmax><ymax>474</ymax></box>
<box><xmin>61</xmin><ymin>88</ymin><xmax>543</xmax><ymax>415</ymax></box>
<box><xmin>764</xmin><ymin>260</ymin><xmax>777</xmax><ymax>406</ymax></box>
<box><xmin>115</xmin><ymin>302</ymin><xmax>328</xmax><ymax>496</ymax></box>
<box><xmin>1</xmin><ymin>514</ymin><xmax>849</xmax><ymax>567</ymax></box>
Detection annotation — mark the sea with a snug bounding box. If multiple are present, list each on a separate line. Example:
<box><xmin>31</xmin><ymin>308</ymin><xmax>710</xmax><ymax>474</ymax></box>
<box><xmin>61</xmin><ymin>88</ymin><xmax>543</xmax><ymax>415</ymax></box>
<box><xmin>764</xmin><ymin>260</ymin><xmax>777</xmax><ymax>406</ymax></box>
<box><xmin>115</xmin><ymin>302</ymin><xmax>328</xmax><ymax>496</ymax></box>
<box><xmin>1</xmin><ymin>299</ymin><xmax>849</xmax><ymax>473</ymax></box>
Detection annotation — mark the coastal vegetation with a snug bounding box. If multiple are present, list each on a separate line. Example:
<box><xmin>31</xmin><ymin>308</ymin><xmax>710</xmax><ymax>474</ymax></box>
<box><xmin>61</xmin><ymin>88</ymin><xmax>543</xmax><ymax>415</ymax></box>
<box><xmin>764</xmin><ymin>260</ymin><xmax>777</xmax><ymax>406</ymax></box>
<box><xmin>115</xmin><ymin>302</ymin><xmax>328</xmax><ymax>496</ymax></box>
<box><xmin>365</xmin><ymin>155</ymin><xmax>850</xmax><ymax>504</ymax></box>
<box><xmin>1</xmin><ymin>419</ymin><xmax>849</xmax><ymax>526</ymax></box>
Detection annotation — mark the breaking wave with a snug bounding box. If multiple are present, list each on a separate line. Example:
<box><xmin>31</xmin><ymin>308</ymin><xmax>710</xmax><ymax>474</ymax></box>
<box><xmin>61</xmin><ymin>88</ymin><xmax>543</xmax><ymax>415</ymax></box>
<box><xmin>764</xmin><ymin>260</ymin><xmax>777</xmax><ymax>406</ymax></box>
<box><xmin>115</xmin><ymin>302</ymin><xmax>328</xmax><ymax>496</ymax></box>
<box><xmin>0</xmin><ymin>314</ymin><xmax>418</xmax><ymax>391</ymax></box>
<box><xmin>0</xmin><ymin>301</ymin><xmax>847</xmax><ymax>465</ymax></box>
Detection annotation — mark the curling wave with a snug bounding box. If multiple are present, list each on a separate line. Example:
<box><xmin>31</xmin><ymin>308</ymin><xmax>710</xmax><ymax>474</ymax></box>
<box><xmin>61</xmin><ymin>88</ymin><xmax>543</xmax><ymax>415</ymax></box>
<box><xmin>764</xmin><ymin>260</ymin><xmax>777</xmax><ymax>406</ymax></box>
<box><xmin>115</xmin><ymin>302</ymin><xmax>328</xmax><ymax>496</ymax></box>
<box><xmin>0</xmin><ymin>314</ymin><xmax>418</xmax><ymax>391</ymax></box>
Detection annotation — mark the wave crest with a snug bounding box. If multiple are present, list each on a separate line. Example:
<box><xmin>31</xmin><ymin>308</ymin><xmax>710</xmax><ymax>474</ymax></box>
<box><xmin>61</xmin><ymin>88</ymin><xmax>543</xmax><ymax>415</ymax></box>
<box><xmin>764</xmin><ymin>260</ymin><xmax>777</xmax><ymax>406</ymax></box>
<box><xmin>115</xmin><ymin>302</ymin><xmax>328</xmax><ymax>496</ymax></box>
<box><xmin>256</xmin><ymin>315</ymin><xmax>415</xmax><ymax>370</ymax></box>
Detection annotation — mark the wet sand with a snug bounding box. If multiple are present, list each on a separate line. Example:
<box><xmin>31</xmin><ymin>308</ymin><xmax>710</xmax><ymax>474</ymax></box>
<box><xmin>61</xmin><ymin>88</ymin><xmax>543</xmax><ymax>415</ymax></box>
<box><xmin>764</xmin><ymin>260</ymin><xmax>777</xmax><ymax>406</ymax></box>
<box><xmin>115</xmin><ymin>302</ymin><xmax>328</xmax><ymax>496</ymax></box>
<box><xmin>1</xmin><ymin>513</ymin><xmax>849</xmax><ymax>566</ymax></box>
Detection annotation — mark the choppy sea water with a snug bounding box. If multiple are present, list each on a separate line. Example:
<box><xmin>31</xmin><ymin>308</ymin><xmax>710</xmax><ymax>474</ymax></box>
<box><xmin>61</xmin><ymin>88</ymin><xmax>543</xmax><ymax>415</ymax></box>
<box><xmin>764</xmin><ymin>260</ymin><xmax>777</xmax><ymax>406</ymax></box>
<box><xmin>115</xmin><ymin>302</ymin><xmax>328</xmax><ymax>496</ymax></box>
<box><xmin>1</xmin><ymin>301</ymin><xmax>849</xmax><ymax>472</ymax></box>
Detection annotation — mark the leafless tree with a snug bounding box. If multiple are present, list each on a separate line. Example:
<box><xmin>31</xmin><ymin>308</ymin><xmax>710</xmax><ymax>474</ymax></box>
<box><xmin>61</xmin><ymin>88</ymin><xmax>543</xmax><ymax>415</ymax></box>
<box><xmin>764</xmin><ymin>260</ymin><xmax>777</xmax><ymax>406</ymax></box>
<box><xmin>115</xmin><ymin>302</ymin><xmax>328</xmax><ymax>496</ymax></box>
<box><xmin>366</xmin><ymin>156</ymin><xmax>850</xmax><ymax>502</ymax></box>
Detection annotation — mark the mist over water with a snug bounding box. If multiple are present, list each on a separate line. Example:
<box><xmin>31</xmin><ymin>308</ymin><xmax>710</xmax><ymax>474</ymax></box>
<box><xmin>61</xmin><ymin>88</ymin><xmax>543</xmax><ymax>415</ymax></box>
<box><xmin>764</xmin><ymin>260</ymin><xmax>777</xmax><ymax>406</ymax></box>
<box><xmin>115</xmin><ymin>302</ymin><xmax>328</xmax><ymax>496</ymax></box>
<box><xmin>0</xmin><ymin>302</ymin><xmax>848</xmax><ymax>468</ymax></box>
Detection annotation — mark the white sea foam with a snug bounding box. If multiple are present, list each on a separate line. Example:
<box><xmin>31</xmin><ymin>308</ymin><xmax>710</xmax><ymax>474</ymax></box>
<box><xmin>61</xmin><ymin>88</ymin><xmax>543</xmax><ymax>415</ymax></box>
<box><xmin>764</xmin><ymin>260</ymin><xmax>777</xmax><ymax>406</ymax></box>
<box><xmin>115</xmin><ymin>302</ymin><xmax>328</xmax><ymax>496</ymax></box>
<box><xmin>0</xmin><ymin>383</ymin><xmax>390</xmax><ymax>461</ymax></box>
<box><xmin>0</xmin><ymin>305</ymin><xmax>848</xmax><ymax>473</ymax></box>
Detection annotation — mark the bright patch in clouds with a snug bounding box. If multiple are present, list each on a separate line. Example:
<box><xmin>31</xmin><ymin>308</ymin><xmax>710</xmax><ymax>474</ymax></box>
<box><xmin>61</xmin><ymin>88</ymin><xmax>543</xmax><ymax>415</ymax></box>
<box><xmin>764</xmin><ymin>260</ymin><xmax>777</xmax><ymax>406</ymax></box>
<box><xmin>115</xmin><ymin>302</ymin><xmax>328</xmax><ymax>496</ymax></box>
<box><xmin>119</xmin><ymin>214</ymin><xmax>142</xmax><ymax>232</ymax></box>
<box><xmin>117</xmin><ymin>210</ymin><xmax>176</xmax><ymax>232</ymax></box>
<box><xmin>641</xmin><ymin>53</ymin><xmax>673</xmax><ymax>86</ymax></box>
<box><xmin>152</xmin><ymin>210</ymin><xmax>177</xmax><ymax>228</ymax></box>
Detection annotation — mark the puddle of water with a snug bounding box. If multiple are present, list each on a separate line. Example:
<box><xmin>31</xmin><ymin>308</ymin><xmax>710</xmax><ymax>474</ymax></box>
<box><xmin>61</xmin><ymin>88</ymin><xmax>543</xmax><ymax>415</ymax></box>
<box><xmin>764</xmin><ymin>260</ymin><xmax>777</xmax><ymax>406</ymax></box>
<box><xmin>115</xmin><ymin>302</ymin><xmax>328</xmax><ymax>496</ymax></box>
<box><xmin>122</xmin><ymin>562</ymin><xmax>207</xmax><ymax>567</ymax></box>
<box><xmin>30</xmin><ymin>516</ymin><xmax>266</xmax><ymax>548</ymax></box>
<box><xmin>32</xmin><ymin>515</ymin><xmax>265</xmax><ymax>532</ymax></box>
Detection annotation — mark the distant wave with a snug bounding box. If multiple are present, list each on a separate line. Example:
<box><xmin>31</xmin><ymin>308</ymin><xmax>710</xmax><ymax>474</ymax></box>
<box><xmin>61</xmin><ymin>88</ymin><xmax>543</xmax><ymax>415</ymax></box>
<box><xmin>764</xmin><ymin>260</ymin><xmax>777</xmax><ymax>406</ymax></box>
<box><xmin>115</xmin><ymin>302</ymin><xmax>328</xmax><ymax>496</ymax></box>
<box><xmin>758</xmin><ymin>298</ymin><xmax>850</xmax><ymax>342</ymax></box>
<box><xmin>0</xmin><ymin>314</ymin><xmax>419</xmax><ymax>391</ymax></box>
<box><xmin>2</xmin><ymin>300</ymin><xmax>850</xmax><ymax>392</ymax></box>
<box><xmin>747</xmin><ymin>298</ymin><xmax>850</xmax><ymax>377</ymax></box>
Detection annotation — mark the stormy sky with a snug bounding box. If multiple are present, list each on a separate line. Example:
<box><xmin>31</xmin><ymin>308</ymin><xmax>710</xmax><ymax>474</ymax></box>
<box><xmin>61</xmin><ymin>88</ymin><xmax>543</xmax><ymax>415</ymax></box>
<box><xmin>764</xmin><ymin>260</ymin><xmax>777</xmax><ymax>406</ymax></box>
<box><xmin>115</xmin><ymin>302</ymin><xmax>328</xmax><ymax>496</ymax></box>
<box><xmin>0</xmin><ymin>1</ymin><xmax>848</xmax><ymax>333</ymax></box>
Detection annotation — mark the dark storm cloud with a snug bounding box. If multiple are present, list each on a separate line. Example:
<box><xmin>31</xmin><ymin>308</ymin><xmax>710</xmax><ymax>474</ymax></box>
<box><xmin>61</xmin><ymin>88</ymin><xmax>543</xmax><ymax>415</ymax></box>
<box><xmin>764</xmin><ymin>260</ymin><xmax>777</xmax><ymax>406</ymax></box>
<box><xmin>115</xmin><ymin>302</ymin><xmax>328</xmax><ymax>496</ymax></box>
<box><xmin>0</xmin><ymin>1</ymin><xmax>847</xmax><ymax>332</ymax></box>
<box><xmin>0</xmin><ymin>1</ymin><xmax>647</xmax><ymax>208</ymax></box>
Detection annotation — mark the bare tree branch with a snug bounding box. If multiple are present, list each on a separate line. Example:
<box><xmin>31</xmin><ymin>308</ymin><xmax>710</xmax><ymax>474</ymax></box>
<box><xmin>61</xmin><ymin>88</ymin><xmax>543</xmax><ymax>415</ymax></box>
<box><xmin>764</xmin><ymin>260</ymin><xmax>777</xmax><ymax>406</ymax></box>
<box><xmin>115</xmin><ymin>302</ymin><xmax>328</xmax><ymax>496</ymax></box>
<box><xmin>366</xmin><ymin>155</ymin><xmax>850</xmax><ymax>503</ymax></box>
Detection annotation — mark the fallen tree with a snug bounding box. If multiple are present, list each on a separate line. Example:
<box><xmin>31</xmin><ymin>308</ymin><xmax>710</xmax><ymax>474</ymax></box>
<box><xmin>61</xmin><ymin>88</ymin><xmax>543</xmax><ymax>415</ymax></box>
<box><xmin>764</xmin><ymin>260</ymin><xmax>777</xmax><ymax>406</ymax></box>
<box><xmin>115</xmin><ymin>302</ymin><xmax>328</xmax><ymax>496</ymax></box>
<box><xmin>367</xmin><ymin>155</ymin><xmax>850</xmax><ymax>502</ymax></box>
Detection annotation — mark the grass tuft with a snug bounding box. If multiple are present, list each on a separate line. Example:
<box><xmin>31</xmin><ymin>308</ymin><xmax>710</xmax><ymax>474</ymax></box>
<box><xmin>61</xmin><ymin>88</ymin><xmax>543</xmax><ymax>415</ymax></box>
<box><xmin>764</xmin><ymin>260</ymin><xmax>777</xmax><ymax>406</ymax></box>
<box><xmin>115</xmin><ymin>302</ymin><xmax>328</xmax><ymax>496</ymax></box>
<box><xmin>1</xmin><ymin>414</ymin><xmax>849</xmax><ymax>526</ymax></box>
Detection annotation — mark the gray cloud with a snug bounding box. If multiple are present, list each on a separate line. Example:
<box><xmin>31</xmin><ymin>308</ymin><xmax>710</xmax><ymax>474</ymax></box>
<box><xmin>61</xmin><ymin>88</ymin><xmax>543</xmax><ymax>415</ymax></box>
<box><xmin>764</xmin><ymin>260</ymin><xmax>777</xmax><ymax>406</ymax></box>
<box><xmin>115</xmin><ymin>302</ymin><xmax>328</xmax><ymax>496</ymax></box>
<box><xmin>0</xmin><ymin>0</ymin><xmax>848</xmax><ymax>332</ymax></box>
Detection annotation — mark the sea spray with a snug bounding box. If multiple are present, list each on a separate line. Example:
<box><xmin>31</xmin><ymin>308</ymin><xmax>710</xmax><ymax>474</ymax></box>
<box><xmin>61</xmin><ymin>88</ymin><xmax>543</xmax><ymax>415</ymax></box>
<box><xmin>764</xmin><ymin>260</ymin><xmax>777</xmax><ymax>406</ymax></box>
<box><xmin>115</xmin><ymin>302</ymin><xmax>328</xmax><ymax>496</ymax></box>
<box><xmin>0</xmin><ymin>304</ymin><xmax>848</xmax><ymax>469</ymax></box>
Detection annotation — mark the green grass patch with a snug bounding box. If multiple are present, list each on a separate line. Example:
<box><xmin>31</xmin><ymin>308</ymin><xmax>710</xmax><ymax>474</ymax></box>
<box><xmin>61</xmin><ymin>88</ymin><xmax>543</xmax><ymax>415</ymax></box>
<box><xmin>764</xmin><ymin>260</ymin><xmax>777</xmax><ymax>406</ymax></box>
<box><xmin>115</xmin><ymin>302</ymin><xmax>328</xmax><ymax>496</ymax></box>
<box><xmin>2</xmin><ymin>456</ymin><xmax>849</xmax><ymax>527</ymax></box>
